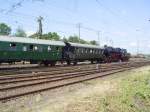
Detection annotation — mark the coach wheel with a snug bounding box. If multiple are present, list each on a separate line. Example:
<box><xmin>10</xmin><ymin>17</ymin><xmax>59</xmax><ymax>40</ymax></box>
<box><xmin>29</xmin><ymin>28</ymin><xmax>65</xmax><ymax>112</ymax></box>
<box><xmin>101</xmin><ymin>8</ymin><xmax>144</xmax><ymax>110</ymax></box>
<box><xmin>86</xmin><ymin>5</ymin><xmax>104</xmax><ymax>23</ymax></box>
<box><xmin>73</xmin><ymin>61</ymin><xmax>77</xmax><ymax>65</ymax></box>
<box><xmin>119</xmin><ymin>59</ymin><xmax>122</xmax><ymax>63</ymax></box>
<box><xmin>43</xmin><ymin>61</ymin><xmax>49</xmax><ymax>66</ymax></box>
<box><xmin>37</xmin><ymin>61</ymin><xmax>43</xmax><ymax>66</ymax></box>
<box><xmin>22</xmin><ymin>61</ymin><xmax>25</xmax><ymax>65</ymax></box>
<box><xmin>44</xmin><ymin>63</ymin><xmax>49</xmax><ymax>66</ymax></box>
<box><xmin>67</xmin><ymin>60</ymin><xmax>70</xmax><ymax>65</ymax></box>
<box><xmin>50</xmin><ymin>61</ymin><xmax>56</xmax><ymax>66</ymax></box>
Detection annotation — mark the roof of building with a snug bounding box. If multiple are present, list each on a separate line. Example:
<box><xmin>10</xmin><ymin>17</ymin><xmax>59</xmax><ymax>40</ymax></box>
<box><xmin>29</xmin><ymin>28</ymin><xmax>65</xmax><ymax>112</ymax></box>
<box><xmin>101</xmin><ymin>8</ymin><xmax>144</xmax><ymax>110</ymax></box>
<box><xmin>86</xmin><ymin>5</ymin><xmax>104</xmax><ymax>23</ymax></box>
<box><xmin>0</xmin><ymin>36</ymin><xmax>65</xmax><ymax>46</ymax></box>
<box><xmin>68</xmin><ymin>42</ymin><xmax>101</xmax><ymax>49</ymax></box>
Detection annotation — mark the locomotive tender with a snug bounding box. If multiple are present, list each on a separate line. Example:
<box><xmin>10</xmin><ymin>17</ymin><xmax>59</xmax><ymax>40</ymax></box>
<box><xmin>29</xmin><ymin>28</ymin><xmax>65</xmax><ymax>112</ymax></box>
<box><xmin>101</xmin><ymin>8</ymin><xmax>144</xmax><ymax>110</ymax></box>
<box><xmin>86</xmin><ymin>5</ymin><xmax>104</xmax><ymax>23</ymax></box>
<box><xmin>0</xmin><ymin>36</ymin><xmax>130</xmax><ymax>66</ymax></box>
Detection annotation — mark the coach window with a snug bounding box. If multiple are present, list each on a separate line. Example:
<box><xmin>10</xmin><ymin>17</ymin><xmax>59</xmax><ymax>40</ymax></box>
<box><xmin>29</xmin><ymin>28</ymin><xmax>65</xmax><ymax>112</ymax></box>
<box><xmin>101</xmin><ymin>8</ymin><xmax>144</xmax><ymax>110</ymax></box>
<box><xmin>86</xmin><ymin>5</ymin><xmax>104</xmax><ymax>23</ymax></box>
<box><xmin>10</xmin><ymin>43</ymin><xmax>16</xmax><ymax>48</ymax></box>
<box><xmin>34</xmin><ymin>46</ymin><xmax>38</xmax><ymax>51</ymax></box>
<box><xmin>39</xmin><ymin>46</ymin><xmax>43</xmax><ymax>52</ymax></box>
<box><xmin>92</xmin><ymin>49</ymin><xmax>94</xmax><ymax>54</ymax></box>
<box><xmin>77</xmin><ymin>48</ymin><xmax>80</xmax><ymax>53</ymax></box>
<box><xmin>81</xmin><ymin>48</ymin><xmax>83</xmax><ymax>53</ymax></box>
<box><xmin>48</xmin><ymin>46</ymin><xmax>51</xmax><ymax>52</ymax></box>
<box><xmin>95</xmin><ymin>50</ymin><xmax>97</xmax><ymax>54</ymax></box>
<box><xmin>95</xmin><ymin>49</ymin><xmax>97</xmax><ymax>54</ymax></box>
<box><xmin>82</xmin><ymin>48</ymin><xmax>84</xmax><ymax>53</ymax></box>
<box><xmin>84</xmin><ymin>48</ymin><xmax>86</xmax><ymax>53</ymax></box>
<box><xmin>85</xmin><ymin>49</ymin><xmax>87</xmax><ymax>53</ymax></box>
<box><xmin>75</xmin><ymin>48</ymin><xmax>78</xmax><ymax>53</ymax></box>
<box><xmin>84</xmin><ymin>49</ymin><xmax>86</xmax><ymax>53</ymax></box>
<box><xmin>91</xmin><ymin>49</ymin><xmax>93</xmax><ymax>53</ymax></box>
<box><xmin>78</xmin><ymin>48</ymin><xmax>80</xmax><ymax>53</ymax></box>
<box><xmin>80</xmin><ymin>48</ymin><xmax>82</xmax><ymax>53</ymax></box>
<box><xmin>93</xmin><ymin>49</ymin><xmax>95</xmax><ymax>54</ymax></box>
<box><xmin>100</xmin><ymin>50</ymin><xmax>102</xmax><ymax>54</ymax></box>
<box><xmin>10</xmin><ymin>43</ymin><xmax>16</xmax><ymax>50</ymax></box>
<box><xmin>56</xmin><ymin>47</ymin><xmax>59</xmax><ymax>51</ymax></box>
<box><xmin>83</xmin><ymin>48</ymin><xmax>85</xmax><ymax>53</ymax></box>
<box><xmin>87</xmin><ymin>49</ymin><xmax>89</xmax><ymax>53</ymax></box>
<box><xmin>96</xmin><ymin>50</ymin><xmax>98</xmax><ymax>54</ymax></box>
<box><xmin>29</xmin><ymin>45</ymin><xmax>34</xmax><ymax>51</ymax></box>
<box><xmin>90</xmin><ymin>49</ymin><xmax>92</xmax><ymax>53</ymax></box>
<box><xmin>23</xmin><ymin>45</ymin><xmax>27</xmax><ymax>51</ymax></box>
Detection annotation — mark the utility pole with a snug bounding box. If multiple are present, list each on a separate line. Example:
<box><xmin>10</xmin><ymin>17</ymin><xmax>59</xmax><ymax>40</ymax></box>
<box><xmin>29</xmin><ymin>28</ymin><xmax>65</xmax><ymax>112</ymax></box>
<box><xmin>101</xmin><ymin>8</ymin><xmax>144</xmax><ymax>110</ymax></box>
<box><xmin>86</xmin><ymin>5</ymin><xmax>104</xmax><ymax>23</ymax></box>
<box><xmin>37</xmin><ymin>16</ymin><xmax>43</xmax><ymax>39</ymax></box>
<box><xmin>77</xmin><ymin>23</ymin><xmax>81</xmax><ymax>42</ymax></box>
<box><xmin>97</xmin><ymin>31</ymin><xmax>101</xmax><ymax>46</ymax></box>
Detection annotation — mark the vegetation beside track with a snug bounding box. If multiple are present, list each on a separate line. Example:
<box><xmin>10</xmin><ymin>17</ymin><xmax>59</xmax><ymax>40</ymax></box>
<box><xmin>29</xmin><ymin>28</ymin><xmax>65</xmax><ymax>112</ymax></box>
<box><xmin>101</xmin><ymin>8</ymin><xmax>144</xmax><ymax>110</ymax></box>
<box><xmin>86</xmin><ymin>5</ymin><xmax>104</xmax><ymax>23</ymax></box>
<box><xmin>96</xmin><ymin>67</ymin><xmax>150</xmax><ymax>112</ymax></box>
<box><xmin>56</xmin><ymin>66</ymin><xmax>150</xmax><ymax>112</ymax></box>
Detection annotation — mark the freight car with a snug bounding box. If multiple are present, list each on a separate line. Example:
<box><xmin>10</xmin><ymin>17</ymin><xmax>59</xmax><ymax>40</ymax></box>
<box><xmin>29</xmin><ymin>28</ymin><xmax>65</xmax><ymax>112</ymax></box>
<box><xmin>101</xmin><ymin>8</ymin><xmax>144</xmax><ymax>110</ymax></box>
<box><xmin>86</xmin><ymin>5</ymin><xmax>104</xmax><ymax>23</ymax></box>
<box><xmin>0</xmin><ymin>36</ymin><xmax>130</xmax><ymax>66</ymax></box>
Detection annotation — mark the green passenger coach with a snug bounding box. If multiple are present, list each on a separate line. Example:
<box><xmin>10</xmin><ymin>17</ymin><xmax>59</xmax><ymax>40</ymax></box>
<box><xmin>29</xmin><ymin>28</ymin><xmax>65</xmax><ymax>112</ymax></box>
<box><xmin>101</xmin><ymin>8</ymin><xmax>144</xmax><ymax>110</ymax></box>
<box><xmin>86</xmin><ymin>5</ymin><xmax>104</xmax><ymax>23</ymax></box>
<box><xmin>0</xmin><ymin>36</ymin><xmax>130</xmax><ymax>66</ymax></box>
<box><xmin>0</xmin><ymin>36</ymin><xmax>65</xmax><ymax>65</ymax></box>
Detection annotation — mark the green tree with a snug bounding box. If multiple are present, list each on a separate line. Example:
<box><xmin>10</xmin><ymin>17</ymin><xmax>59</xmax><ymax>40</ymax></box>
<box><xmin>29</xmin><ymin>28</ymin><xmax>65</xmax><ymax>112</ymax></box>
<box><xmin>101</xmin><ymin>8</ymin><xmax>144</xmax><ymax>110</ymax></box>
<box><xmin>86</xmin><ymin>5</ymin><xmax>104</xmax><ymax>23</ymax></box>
<box><xmin>0</xmin><ymin>23</ymin><xmax>11</xmax><ymax>35</ymax></box>
<box><xmin>29</xmin><ymin>32</ymin><xmax>61</xmax><ymax>40</ymax></box>
<box><xmin>68</xmin><ymin>35</ymin><xmax>80</xmax><ymax>43</ymax></box>
<box><xmin>79</xmin><ymin>38</ymin><xmax>89</xmax><ymax>44</ymax></box>
<box><xmin>68</xmin><ymin>35</ymin><xmax>89</xmax><ymax>44</ymax></box>
<box><xmin>14</xmin><ymin>27</ymin><xmax>27</xmax><ymax>37</ymax></box>
<box><xmin>42</xmin><ymin>32</ymin><xmax>60</xmax><ymax>40</ymax></box>
<box><xmin>29</xmin><ymin>33</ymin><xmax>38</xmax><ymax>38</ymax></box>
<box><xmin>90</xmin><ymin>40</ymin><xmax>98</xmax><ymax>45</ymax></box>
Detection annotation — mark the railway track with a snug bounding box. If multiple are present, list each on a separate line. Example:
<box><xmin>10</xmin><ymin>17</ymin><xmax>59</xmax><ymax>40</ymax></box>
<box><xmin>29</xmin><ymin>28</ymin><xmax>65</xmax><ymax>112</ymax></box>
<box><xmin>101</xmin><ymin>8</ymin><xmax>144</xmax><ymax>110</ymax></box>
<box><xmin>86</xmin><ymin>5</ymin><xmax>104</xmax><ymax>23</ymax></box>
<box><xmin>0</xmin><ymin>62</ymin><xmax>130</xmax><ymax>76</ymax></box>
<box><xmin>0</xmin><ymin>61</ymin><xmax>149</xmax><ymax>102</ymax></box>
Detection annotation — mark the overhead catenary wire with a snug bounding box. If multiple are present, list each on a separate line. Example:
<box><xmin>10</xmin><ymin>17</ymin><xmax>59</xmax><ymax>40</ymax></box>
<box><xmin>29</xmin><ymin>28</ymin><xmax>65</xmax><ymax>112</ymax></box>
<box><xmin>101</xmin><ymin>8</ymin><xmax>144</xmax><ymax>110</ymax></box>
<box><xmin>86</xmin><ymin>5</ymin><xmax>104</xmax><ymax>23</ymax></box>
<box><xmin>95</xmin><ymin>0</ymin><xmax>137</xmax><ymax>29</ymax></box>
<box><xmin>0</xmin><ymin>0</ymin><xmax>103</xmax><ymax>43</ymax></box>
<box><xmin>2</xmin><ymin>0</ymin><xmax>101</xmax><ymax>33</ymax></box>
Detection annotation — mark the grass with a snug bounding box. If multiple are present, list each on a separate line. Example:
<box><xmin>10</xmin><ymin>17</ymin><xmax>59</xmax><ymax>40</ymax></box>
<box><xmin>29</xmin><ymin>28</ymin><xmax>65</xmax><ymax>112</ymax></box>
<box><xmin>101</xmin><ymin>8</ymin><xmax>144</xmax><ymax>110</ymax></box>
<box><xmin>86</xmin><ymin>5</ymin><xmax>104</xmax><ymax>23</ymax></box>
<box><xmin>96</xmin><ymin>67</ymin><xmax>150</xmax><ymax>112</ymax></box>
<box><xmin>63</xmin><ymin>66</ymin><xmax>150</xmax><ymax>112</ymax></box>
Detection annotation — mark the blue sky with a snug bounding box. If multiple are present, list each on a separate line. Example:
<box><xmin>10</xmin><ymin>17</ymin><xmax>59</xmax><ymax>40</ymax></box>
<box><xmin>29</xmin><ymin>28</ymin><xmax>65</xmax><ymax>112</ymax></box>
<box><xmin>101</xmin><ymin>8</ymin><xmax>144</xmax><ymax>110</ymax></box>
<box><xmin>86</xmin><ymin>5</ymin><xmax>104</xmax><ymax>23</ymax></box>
<box><xmin>0</xmin><ymin>0</ymin><xmax>150</xmax><ymax>54</ymax></box>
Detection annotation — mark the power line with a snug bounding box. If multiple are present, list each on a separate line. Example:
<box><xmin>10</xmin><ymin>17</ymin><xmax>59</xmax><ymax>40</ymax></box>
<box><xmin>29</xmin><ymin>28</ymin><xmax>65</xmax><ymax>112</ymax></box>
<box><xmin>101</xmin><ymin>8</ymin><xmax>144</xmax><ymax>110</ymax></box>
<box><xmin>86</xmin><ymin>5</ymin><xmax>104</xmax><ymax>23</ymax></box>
<box><xmin>6</xmin><ymin>0</ymin><xmax>44</xmax><ymax>14</ymax></box>
<box><xmin>6</xmin><ymin>0</ymin><xmax>25</xmax><ymax>14</ymax></box>
<box><xmin>95</xmin><ymin>0</ymin><xmax>135</xmax><ymax>28</ymax></box>
<box><xmin>95</xmin><ymin>0</ymin><xmax>118</xmax><ymax>17</ymax></box>
<box><xmin>4</xmin><ymin>0</ymin><xmax>101</xmax><ymax>32</ymax></box>
<box><xmin>0</xmin><ymin>1</ymin><xmax>103</xmax><ymax>40</ymax></box>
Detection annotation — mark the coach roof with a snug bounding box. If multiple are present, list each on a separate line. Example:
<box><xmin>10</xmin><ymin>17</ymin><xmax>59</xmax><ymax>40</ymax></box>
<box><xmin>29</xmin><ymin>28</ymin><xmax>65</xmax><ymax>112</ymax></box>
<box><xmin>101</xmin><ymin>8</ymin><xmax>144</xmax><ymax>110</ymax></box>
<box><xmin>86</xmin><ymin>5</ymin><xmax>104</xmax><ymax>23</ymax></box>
<box><xmin>68</xmin><ymin>42</ymin><xmax>101</xmax><ymax>49</ymax></box>
<box><xmin>0</xmin><ymin>36</ymin><xmax>65</xmax><ymax>46</ymax></box>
